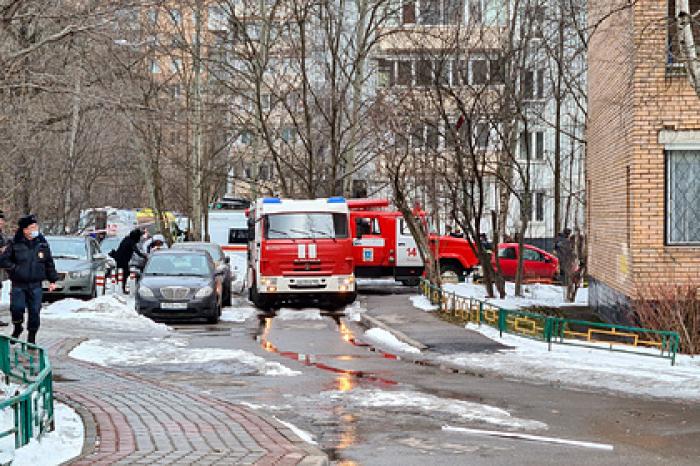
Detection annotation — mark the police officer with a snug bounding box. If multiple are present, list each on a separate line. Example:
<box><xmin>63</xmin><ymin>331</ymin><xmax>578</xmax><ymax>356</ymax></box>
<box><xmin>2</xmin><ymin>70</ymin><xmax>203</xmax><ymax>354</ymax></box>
<box><xmin>0</xmin><ymin>215</ymin><xmax>58</xmax><ymax>343</ymax></box>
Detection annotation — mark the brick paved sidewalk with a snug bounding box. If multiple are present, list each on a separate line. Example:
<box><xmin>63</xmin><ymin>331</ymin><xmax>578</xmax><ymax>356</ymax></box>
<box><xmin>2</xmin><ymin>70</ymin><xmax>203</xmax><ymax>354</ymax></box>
<box><xmin>44</xmin><ymin>338</ymin><xmax>327</xmax><ymax>466</ymax></box>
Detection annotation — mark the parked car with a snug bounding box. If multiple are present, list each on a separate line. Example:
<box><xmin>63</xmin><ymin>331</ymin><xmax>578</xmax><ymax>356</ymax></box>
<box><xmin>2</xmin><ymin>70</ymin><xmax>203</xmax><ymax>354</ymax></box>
<box><xmin>491</xmin><ymin>243</ymin><xmax>559</xmax><ymax>281</ymax></box>
<box><xmin>171</xmin><ymin>242</ymin><xmax>233</xmax><ymax>306</ymax></box>
<box><xmin>135</xmin><ymin>250</ymin><xmax>223</xmax><ymax>323</ymax></box>
<box><xmin>43</xmin><ymin>236</ymin><xmax>110</xmax><ymax>299</ymax></box>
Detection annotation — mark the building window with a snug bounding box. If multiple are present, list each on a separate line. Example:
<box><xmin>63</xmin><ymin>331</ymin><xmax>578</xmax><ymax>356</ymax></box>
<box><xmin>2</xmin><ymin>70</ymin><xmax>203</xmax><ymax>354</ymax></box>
<box><xmin>523</xmin><ymin>69</ymin><xmax>545</xmax><ymax>99</ymax></box>
<box><xmin>171</xmin><ymin>58</ymin><xmax>182</xmax><ymax>72</ymax></box>
<box><xmin>534</xmin><ymin>191</ymin><xmax>545</xmax><ymax>222</ymax></box>
<box><xmin>397</xmin><ymin>60</ymin><xmax>412</xmax><ymax>86</ymax></box>
<box><xmin>150</xmin><ymin>60</ymin><xmax>161</xmax><ymax>73</ymax></box>
<box><xmin>416</xmin><ymin>60</ymin><xmax>433</xmax><ymax>86</ymax></box>
<box><xmin>281</xmin><ymin>127</ymin><xmax>296</xmax><ymax>143</ymax></box>
<box><xmin>403</xmin><ymin>1</ymin><xmax>416</xmax><ymax>24</ymax></box>
<box><xmin>378</xmin><ymin>59</ymin><xmax>394</xmax><ymax>87</ymax></box>
<box><xmin>667</xmin><ymin>1</ymin><xmax>700</xmax><ymax>66</ymax></box>
<box><xmin>469</xmin><ymin>55</ymin><xmax>502</xmax><ymax>85</ymax></box>
<box><xmin>519</xmin><ymin>130</ymin><xmax>545</xmax><ymax>160</ymax></box>
<box><xmin>667</xmin><ymin>150</ymin><xmax>700</xmax><ymax>244</ymax></box>
<box><xmin>474</xmin><ymin>122</ymin><xmax>490</xmax><ymax>150</ymax></box>
<box><xmin>169</xmin><ymin>9</ymin><xmax>182</xmax><ymax>26</ymax></box>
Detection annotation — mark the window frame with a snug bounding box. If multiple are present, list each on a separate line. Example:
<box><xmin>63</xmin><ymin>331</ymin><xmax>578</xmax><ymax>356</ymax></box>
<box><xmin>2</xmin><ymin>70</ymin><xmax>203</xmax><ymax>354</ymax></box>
<box><xmin>665</xmin><ymin>149</ymin><xmax>700</xmax><ymax>245</ymax></box>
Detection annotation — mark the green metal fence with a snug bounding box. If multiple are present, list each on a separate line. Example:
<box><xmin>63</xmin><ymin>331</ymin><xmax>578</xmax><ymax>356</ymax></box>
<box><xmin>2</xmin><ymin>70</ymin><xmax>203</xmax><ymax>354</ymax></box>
<box><xmin>421</xmin><ymin>279</ymin><xmax>681</xmax><ymax>365</ymax></box>
<box><xmin>0</xmin><ymin>336</ymin><xmax>54</xmax><ymax>450</ymax></box>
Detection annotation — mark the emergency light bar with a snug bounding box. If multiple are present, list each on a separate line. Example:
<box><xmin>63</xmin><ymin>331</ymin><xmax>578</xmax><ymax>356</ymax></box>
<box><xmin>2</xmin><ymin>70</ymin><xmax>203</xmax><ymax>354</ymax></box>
<box><xmin>327</xmin><ymin>197</ymin><xmax>346</xmax><ymax>203</ymax></box>
<box><xmin>262</xmin><ymin>197</ymin><xmax>282</xmax><ymax>204</ymax></box>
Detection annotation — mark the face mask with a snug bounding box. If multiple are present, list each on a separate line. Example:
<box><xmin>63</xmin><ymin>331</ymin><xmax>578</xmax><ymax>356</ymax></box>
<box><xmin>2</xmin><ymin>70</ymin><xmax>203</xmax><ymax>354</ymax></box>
<box><xmin>30</xmin><ymin>230</ymin><xmax>39</xmax><ymax>239</ymax></box>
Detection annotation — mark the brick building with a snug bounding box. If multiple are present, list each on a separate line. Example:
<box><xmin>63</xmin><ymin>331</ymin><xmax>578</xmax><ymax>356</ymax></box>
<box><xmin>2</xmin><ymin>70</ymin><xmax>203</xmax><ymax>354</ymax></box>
<box><xmin>588</xmin><ymin>0</ymin><xmax>700</xmax><ymax>322</ymax></box>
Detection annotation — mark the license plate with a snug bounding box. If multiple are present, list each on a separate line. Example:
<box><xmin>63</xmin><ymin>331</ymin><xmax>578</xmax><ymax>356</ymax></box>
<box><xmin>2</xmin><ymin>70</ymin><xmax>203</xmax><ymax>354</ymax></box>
<box><xmin>43</xmin><ymin>281</ymin><xmax>62</xmax><ymax>289</ymax></box>
<box><xmin>161</xmin><ymin>302</ymin><xmax>188</xmax><ymax>310</ymax></box>
<box><xmin>296</xmin><ymin>279</ymin><xmax>320</xmax><ymax>287</ymax></box>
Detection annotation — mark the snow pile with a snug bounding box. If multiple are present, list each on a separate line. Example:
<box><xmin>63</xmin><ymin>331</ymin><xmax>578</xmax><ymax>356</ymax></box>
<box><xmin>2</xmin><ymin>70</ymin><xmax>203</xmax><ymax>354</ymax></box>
<box><xmin>275</xmin><ymin>418</ymin><xmax>317</xmax><ymax>445</ymax></box>
<box><xmin>326</xmin><ymin>389</ymin><xmax>546</xmax><ymax>430</ymax></box>
<box><xmin>442</xmin><ymin>324</ymin><xmax>700</xmax><ymax>402</ymax></box>
<box><xmin>221</xmin><ymin>306</ymin><xmax>258</xmax><ymax>323</ymax></box>
<box><xmin>344</xmin><ymin>301</ymin><xmax>367</xmax><ymax>322</ymax></box>
<box><xmin>276</xmin><ymin>308</ymin><xmax>323</xmax><ymax>321</ymax></box>
<box><xmin>364</xmin><ymin>328</ymin><xmax>420</xmax><ymax>354</ymax></box>
<box><xmin>0</xmin><ymin>403</ymin><xmax>84</xmax><ymax>465</ymax></box>
<box><xmin>1</xmin><ymin>280</ymin><xmax>9</xmax><ymax>305</ymax></box>
<box><xmin>69</xmin><ymin>338</ymin><xmax>301</xmax><ymax>376</ymax></box>
<box><xmin>42</xmin><ymin>295</ymin><xmax>170</xmax><ymax>335</ymax></box>
<box><xmin>410</xmin><ymin>295</ymin><xmax>439</xmax><ymax>312</ymax></box>
<box><xmin>443</xmin><ymin>282</ymin><xmax>588</xmax><ymax>310</ymax></box>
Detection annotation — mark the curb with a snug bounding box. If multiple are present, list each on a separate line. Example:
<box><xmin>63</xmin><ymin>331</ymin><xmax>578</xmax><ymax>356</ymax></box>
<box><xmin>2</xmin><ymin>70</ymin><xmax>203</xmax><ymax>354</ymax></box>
<box><xmin>359</xmin><ymin>314</ymin><xmax>429</xmax><ymax>351</ymax></box>
<box><xmin>267</xmin><ymin>418</ymin><xmax>329</xmax><ymax>466</ymax></box>
<box><xmin>354</xmin><ymin>315</ymin><xmax>495</xmax><ymax>380</ymax></box>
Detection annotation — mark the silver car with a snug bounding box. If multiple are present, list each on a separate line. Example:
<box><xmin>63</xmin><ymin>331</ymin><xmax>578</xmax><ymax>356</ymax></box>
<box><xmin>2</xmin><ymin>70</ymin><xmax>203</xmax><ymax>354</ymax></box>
<box><xmin>43</xmin><ymin>236</ymin><xmax>110</xmax><ymax>299</ymax></box>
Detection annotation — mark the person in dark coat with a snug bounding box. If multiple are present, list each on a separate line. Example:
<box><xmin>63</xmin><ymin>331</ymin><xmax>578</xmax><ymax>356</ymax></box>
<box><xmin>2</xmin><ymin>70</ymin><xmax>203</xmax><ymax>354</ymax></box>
<box><xmin>110</xmin><ymin>228</ymin><xmax>146</xmax><ymax>293</ymax></box>
<box><xmin>0</xmin><ymin>215</ymin><xmax>58</xmax><ymax>343</ymax></box>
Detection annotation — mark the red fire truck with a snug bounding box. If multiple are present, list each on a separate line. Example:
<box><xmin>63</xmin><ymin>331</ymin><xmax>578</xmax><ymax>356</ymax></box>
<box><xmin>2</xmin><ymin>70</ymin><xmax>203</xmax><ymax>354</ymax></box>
<box><xmin>247</xmin><ymin>197</ymin><xmax>357</xmax><ymax>310</ymax></box>
<box><xmin>348</xmin><ymin>199</ymin><xmax>479</xmax><ymax>285</ymax></box>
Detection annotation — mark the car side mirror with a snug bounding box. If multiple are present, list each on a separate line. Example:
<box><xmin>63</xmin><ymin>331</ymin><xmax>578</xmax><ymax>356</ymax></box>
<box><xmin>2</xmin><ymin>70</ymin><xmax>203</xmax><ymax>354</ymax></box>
<box><xmin>224</xmin><ymin>257</ymin><xmax>230</xmax><ymax>264</ymax></box>
<box><xmin>544</xmin><ymin>257</ymin><xmax>552</xmax><ymax>264</ymax></box>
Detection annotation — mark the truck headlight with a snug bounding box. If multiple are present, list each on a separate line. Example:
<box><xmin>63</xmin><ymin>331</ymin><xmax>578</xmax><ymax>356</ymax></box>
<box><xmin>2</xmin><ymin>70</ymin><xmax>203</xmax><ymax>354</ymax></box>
<box><xmin>195</xmin><ymin>286</ymin><xmax>213</xmax><ymax>299</ymax></box>
<box><xmin>138</xmin><ymin>287</ymin><xmax>155</xmax><ymax>298</ymax></box>
<box><xmin>68</xmin><ymin>270</ymin><xmax>91</xmax><ymax>279</ymax></box>
<box><xmin>261</xmin><ymin>277</ymin><xmax>277</xmax><ymax>286</ymax></box>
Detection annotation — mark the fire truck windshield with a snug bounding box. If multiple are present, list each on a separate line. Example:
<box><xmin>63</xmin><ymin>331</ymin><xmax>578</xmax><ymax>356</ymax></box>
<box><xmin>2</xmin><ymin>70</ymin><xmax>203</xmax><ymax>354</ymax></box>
<box><xmin>265</xmin><ymin>213</ymin><xmax>348</xmax><ymax>240</ymax></box>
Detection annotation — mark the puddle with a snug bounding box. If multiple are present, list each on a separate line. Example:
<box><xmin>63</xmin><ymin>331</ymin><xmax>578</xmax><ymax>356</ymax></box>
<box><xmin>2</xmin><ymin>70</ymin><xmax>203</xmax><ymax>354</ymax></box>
<box><xmin>252</xmin><ymin>316</ymin><xmax>398</xmax><ymax>388</ymax></box>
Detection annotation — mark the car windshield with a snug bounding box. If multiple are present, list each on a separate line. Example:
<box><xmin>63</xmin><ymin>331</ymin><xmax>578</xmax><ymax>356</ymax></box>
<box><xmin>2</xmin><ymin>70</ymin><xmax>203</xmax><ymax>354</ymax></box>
<box><xmin>265</xmin><ymin>213</ymin><xmax>348</xmax><ymax>240</ymax></box>
<box><xmin>144</xmin><ymin>254</ymin><xmax>211</xmax><ymax>276</ymax></box>
<box><xmin>47</xmin><ymin>238</ymin><xmax>88</xmax><ymax>260</ymax></box>
<box><xmin>100</xmin><ymin>237</ymin><xmax>121</xmax><ymax>252</ymax></box>
<box><xmin>172</xmin><ymin>243</ymin><xmax>223</xmax><ymax>262</ymax></box>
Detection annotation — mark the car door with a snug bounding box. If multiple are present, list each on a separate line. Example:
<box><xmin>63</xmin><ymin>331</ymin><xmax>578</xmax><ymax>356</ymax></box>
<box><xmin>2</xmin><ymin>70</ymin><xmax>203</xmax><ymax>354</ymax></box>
<box><xmin>521</xmin><ymin>247</ymin><xmax>545</xmax><ymax>279</ymax></box>
<box><xmin>494</xmin><ymin>246</ymin><xmax>518</xmax><ymax>279</ymax></box>
<box><xmin>353</xmin><ymin>214</ymin><xmax>388</xmax><ymax>267</ymax></box>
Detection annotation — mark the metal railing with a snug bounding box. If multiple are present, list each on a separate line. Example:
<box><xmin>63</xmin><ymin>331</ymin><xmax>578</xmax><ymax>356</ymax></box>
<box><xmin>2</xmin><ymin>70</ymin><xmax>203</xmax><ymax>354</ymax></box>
<box><xmin>0</xmin><ymin>337</ymin><xmax>54</xmax><ymax>450</ymax></box>
<box><xmin>421</xmin><ymin>279</ymin><xmax>680</xmax><ymax>365</ymax></box>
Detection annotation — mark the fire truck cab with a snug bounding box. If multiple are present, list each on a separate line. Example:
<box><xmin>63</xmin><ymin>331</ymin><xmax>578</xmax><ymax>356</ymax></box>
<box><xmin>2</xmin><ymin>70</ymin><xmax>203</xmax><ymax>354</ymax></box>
<box><xmin>247</xmin><ymin>197</ymin><xmax>357</xmax><ymax>310</ymax></box>
<box><xmin>349</xmin><ymin>199</ymin><xmax>479</xmax><ymax>285</ymax></box>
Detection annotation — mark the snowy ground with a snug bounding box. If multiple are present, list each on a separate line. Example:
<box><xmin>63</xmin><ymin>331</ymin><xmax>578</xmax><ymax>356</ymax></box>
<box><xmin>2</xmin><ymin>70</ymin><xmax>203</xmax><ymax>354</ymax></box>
<box><xmin>343</xmin><ymin>301</ymin><xmax>367</xmax><ymax>322</ymax></box>
<box><xmin>442</xmin><ymin>282</ymin><xmax>588</xmax><ymax>310</ymax></box>
<box><xmin>439</xmin><ymin>324</ymin><xmax>700</xmax><ymax>403</ymax></box>
<box><xmin>221</xmin><ymin>305</ymin><xmax>259</xmax><ymax>323</ymax></box>
<box><xmin>410</xmin><ymin>295</ymin><xmax>439</xmax><ymax>312</ymax></box>
<box><xmin>0</xmin><ymin>280</ymin><xmax>9</xmax><ymax>305</ymax></box>
<box><xmin>276</xmin><ymin>308</ymin><xmax>324</xmax><ymax>321</ymax></box>
<box><xmin>324</xmin><ymin>388</ymin><xmax>546</xmax><ymax>431</ymax></box>
<box><xmin>69</xmin><ymin>337</ymin><xmax>301</xmax><ymax>376</ymax></box>
<box><xmin>42</xmin><ymin>295</ymin><xmax>170</xmax><ymax>336</ymax></box>
<box><xmin>363</xmin><ymin>328</ymin><xmax>421</xmax><ymax>354</ymax></box>
<box><xmin>0</xmin><ymin>402</ymin><xmax>84</xmax><ymax>466</ymax></box>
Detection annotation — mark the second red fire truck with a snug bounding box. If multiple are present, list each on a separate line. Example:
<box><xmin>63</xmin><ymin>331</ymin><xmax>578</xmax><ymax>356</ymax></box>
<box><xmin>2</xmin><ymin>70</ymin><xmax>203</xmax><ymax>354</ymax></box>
<box><xmin>348</xmin><ymin>199</ymin><xmax>479</xmax><ymax>285</ymax></box>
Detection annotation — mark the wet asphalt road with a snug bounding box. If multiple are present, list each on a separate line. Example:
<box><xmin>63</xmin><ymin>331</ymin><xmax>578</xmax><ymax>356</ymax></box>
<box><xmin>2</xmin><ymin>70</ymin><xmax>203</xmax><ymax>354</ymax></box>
<box><xmin>138</xmin><ymin>284</ymin><xmax>700</xmax><ymax>466</ymax></box>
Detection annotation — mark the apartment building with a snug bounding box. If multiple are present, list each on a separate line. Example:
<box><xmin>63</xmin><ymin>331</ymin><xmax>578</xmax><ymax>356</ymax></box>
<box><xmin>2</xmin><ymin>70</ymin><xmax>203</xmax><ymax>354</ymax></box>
<box><xmin>588</xmin><ymin>0</ymin><xmax>700</xmax><ymax>322</ymax></box>
<box><xmin>369</xmin><ymin>0</ymin><xmax>586</xmax><ymax>248</ymax></box>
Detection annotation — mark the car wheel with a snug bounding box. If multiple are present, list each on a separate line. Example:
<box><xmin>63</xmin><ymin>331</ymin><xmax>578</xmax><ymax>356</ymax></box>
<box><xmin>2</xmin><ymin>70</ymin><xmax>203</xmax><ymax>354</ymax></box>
<box><xmin>440</xmin><ymin>262</ymin><xmax>465</xmax><ymax>283</ymax></box>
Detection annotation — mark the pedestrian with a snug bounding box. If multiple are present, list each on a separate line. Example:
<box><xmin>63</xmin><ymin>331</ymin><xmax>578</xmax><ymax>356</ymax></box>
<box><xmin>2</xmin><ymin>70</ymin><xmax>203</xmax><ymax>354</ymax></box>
<box><xmin>479</xmin><ymin>233</ymin><xmax>492</xmax><ymax>251</ymax></box>
<box><xmin>0</xmin><ymin>215</ymin><xmax>59</xmax><ymax>342</ymax></box>
<box><xmin>110</xmin><ymin>228</ymin><xmax>146</xmax><ymax>293</ymax></box>
<box><xmin>0</xmin><ymin>211</ymin><xmax>10</xmax><ymax>326</ymax></box>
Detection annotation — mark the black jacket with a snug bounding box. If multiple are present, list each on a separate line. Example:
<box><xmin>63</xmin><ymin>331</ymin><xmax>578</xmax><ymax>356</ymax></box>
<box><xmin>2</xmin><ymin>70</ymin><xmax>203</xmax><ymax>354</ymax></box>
<box><xmin>0</xmin><ymin>231</ymin><xmax>59</xmax><ymax>288</ymax></box>
<box><xmin>110</xmin><ymin>234</ymin><xmax>146</xmax><ymax>266</ymax></box>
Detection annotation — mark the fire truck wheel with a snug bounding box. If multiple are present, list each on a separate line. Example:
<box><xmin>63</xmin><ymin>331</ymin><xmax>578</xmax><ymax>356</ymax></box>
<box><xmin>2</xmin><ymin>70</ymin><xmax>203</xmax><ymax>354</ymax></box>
<box><xmin>250</xmin><ymin>283</ymin><xmax>275</xmax><ymax>311</ymax></box>
<box><xmin>439</xmin><ymin>261</ymin><xmax>465</xmax><ymax>283</ymax></box>
<box><xmin>399</xmin><ymin>278</ymin><xmax>420</xmax><ymax>287</ymax></box>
